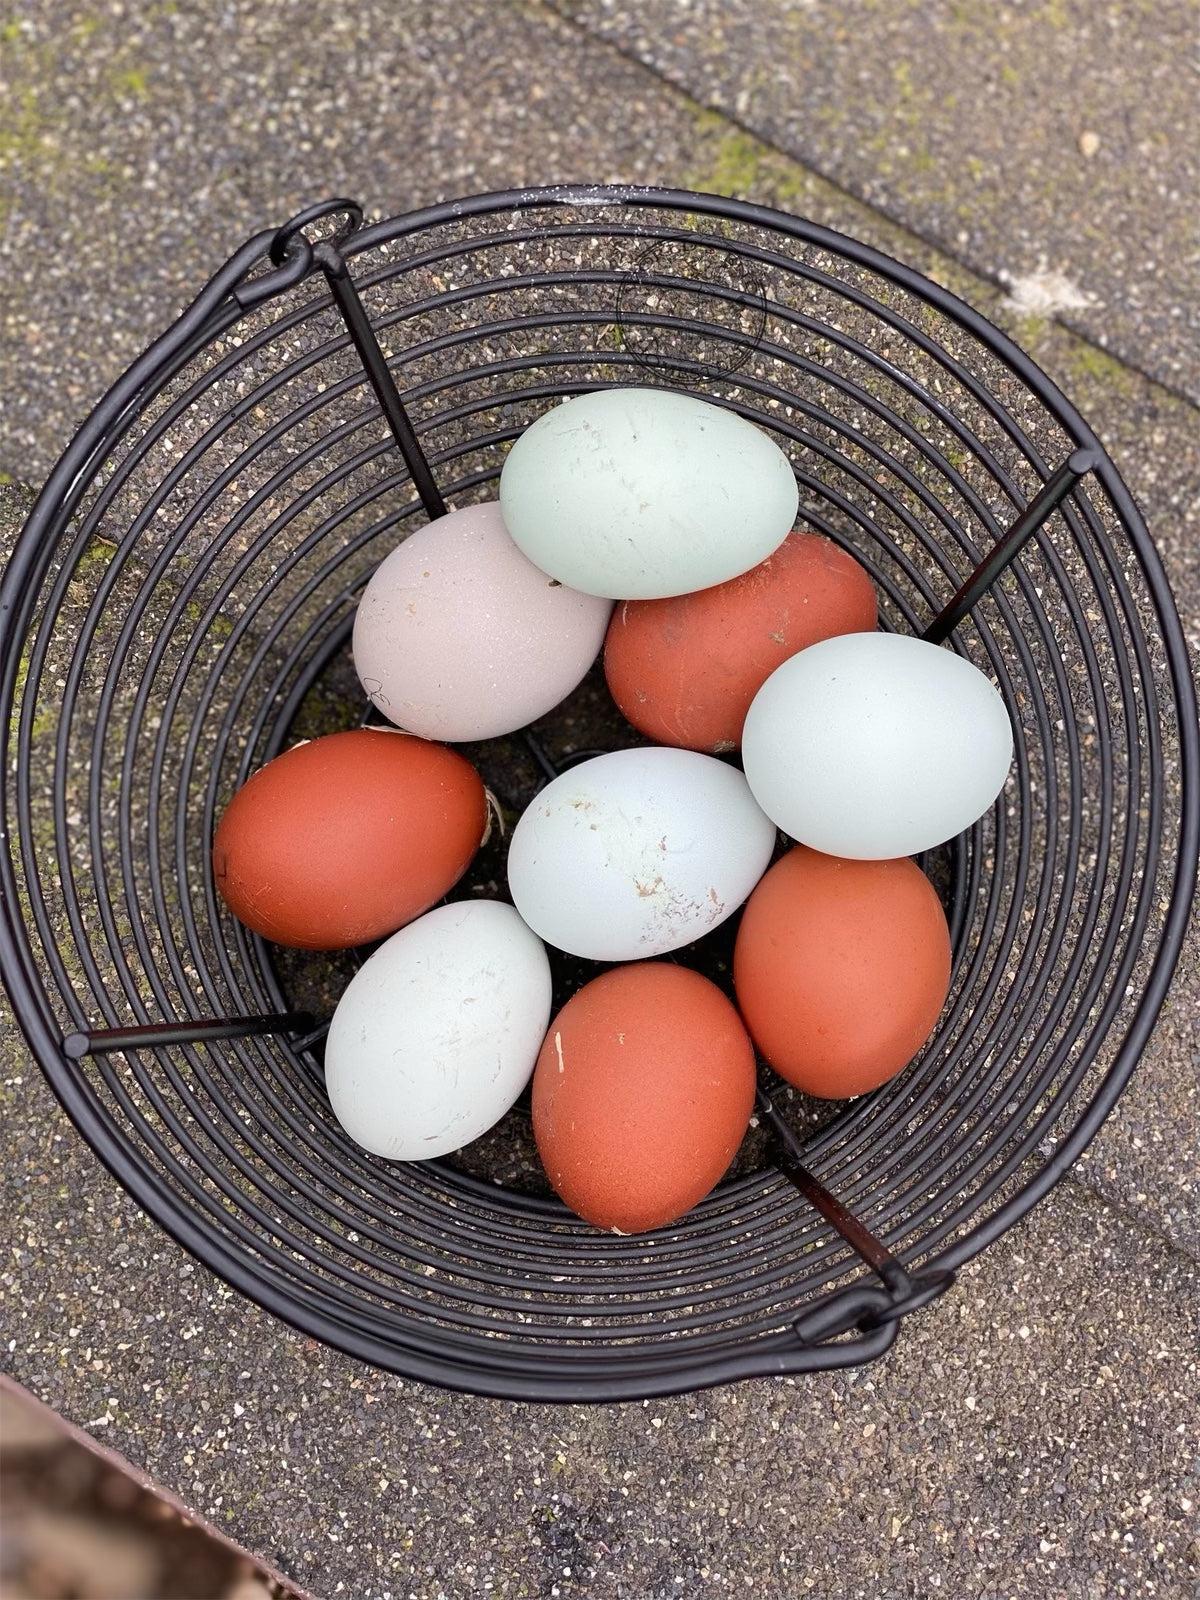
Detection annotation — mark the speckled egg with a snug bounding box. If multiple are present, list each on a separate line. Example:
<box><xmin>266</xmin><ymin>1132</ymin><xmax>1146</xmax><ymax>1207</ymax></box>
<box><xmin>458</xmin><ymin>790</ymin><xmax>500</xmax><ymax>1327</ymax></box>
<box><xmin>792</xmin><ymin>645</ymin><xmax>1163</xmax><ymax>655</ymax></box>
<box><xmin>506</xmin><ymin>747</ymin><xmax>777</xmax><ymax>961</ymax></box>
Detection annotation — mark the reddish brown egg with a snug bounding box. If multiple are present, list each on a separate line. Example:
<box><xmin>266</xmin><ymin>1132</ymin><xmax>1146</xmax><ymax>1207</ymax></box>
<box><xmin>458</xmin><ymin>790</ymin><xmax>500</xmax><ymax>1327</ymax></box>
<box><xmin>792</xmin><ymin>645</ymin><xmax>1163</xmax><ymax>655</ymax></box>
<box><xmin>603</xmin><ymin>530</ymin><xmax>877</xmax><ymax>753</ymax></box>
<box><xmin>734</xmin><ymin>846</ymin><xmax>951</xmax><ymax>1099</ymax></box>
<box><xmin>212</xmin><ymin>728</ymin><xmax>487</xmax><ymax>950</ymax></box>
<box><xmin>532</xmin><ymin>964</ymin><xmax>756</xmax><ymax>1233</ymax></box>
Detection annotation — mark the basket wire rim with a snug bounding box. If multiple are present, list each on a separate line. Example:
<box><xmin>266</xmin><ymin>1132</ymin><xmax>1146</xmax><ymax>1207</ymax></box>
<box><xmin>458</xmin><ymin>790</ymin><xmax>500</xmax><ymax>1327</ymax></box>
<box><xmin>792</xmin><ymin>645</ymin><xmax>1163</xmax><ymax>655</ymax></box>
<box><xmin>0</xmin><ymin>184</ymin><xmax>1196</xmax><ymax>1399</ymax></box>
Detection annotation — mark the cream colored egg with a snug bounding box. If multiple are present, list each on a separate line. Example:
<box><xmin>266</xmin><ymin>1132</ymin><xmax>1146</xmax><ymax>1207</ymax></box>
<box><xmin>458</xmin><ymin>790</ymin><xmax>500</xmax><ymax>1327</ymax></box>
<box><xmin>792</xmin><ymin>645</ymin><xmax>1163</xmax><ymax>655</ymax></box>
<box><xmin>353</xmin><ymin>501</ymin><xmax>613</xmax><ymax>741</ymax></box>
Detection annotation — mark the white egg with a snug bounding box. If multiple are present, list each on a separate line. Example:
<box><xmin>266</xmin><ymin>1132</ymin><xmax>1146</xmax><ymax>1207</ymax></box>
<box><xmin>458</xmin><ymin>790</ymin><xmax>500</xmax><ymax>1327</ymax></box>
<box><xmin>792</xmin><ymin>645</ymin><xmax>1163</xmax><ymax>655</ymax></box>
<box><xmin>352</xmin><ymin>501</ymin><xmax>613</xmax><ymax>742</ymax></box>
<box><xmin>741</xmin><ymin>632</ymin><xmax>1014</xmax><ymax>859</ymax></box>
<box><xmin>498</xmin><ymin>387</ymin><xmax>799</xmax><ymax>599</ymax></box>
<box><xmin>324</xmin><ymin>900</ymin><xmax>552</xmax><ymax>1160</ymax></box>
<box><xmin>506</xmin><ymin>747</ymin><xmax>777</xmax><ymax>960</ymax></box>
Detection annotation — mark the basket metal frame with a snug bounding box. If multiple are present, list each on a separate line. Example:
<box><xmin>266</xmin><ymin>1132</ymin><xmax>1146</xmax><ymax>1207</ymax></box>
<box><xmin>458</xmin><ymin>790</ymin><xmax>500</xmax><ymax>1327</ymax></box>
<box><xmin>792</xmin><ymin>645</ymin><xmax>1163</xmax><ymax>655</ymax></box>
<box><xmin>1</xmin><ymin>186</ymin><xmax>1195</xmax><ymax>1401</ymax></box>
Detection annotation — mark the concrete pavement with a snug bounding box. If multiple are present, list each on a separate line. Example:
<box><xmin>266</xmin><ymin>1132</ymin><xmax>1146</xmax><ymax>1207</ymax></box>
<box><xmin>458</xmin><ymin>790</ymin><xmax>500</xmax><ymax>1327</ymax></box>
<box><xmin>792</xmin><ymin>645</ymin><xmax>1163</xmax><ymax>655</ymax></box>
<box><xmin>1</xmin><ymin>4</ymin><xmax>1198</xmax><ymax>1597</ymax></box>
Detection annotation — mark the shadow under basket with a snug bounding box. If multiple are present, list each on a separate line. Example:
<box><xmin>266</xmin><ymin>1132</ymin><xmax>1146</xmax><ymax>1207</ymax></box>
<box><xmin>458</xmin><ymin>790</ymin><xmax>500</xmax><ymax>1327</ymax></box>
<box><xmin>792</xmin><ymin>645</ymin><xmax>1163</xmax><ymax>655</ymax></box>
<box><xmin>1</xmin><ymin>188</ymin><xmax>1196</xmax><ymax>1402</ymax></box>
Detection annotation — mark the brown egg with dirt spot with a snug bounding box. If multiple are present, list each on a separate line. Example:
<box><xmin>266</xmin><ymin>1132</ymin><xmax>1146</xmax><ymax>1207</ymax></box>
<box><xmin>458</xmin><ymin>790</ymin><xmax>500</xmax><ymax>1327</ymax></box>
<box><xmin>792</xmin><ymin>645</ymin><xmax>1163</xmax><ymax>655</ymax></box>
<box><xmin>532</xmin><ymin>963</ymin><xmax>756</xmax><ymax>1233</ymax></box>
<box><xmin>603</xmin><ymin>530</ymin><xmax>878</xmax><ymax>753</ymax></box>
<box><xmin>212</xmin><ymin>727</ymin><xmax>487</xmax><ymax>950</ymax></box>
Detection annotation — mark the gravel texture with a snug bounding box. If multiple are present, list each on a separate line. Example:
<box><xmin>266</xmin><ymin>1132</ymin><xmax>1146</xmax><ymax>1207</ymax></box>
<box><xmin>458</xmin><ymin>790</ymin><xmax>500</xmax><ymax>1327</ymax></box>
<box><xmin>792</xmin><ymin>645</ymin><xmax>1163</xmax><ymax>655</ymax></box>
<box><xmin>0</xmin><ymin>1378</ymin><xmax>302</xmax><ymax>1600</ymax></box>
<box><xmin>0</xmin><ymin>0</ymin><xmax>818</xmax><ymax>488</ymax></box>
<box><xmin>549</xmin><ymin>0</ymin><xmax>1200</xmax><ymax>405</ymax></box>
<box><xmin>2</xmin><ymin>3</ymin><xmax>1199</xmax><ymax>1598</ymax></box>
<box><xmin>2</xmin><ymin>1031</ymin><xmax>1197</xmax><ymax>1599</ymax></box>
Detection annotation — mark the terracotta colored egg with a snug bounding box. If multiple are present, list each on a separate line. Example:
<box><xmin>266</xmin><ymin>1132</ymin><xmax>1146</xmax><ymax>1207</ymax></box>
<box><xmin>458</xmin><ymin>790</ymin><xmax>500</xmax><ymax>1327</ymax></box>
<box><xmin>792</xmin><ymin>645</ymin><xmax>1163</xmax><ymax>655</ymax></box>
<box><xmin>733</xmin><ymin>846</ymin><xmax>951</xmax><ymax>1099</ymax></box>
<box><xmin>212</xmin><ymin>728</ymin><xmax>487</xmax><ymax>950</ymax></box>
<box><xmin>604</xmin><ymin>531</ymin><xmax>877</xmax><ymax>753</ymax></box>
<box><xmin>532</xmin><ymin>964</ymin><xmax>756</xmax><ymax>1233</ymax></box>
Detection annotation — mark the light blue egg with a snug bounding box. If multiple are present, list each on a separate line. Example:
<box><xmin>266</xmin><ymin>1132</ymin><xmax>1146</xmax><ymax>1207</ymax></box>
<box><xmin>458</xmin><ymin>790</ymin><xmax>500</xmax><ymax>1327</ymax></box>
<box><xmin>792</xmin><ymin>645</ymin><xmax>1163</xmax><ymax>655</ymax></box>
<box><xmin>741</xmin><ymin>633</ymin><xmax>1015</xmax><ymax>859</ymax></box>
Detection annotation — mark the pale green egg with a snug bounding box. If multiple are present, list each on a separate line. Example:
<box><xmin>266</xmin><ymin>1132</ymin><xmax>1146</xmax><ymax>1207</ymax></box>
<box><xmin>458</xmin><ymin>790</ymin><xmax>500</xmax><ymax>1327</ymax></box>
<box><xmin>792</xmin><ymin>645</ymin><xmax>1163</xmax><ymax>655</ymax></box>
<box><xmin>498</xmin><ymin>386</ymin><xmax>799</xmax><ymax>599</ymax></box>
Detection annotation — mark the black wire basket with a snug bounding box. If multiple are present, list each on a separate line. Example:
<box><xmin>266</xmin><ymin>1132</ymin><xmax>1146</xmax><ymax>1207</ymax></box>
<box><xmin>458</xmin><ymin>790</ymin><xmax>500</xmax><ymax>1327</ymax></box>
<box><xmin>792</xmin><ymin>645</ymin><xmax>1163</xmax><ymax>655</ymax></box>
<box><xmin>1</xmin><ymin>187</ymin><xmax>1196</xmax><ymax>1402</ymax></box>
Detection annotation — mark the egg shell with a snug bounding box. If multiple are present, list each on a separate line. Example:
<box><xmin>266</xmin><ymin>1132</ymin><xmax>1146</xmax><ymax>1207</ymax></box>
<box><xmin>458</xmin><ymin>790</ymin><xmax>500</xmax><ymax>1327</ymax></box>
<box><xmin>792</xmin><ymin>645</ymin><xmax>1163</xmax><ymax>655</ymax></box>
<box><xmin>506</xmin><ymin>746</ymin><xmax>777</xmax><ymax>961</ymax></box>
<box><xmin>498</xmin><ymin>386</ymin><xmax>799</xmax><ymax>599</ymax></box>
<box><xmin>734</xmin><ymin>845</ymin><xmax>951</xmax><ymax>1099</ymax></box>
<box><xmin>532</xmin><ymin>963</ymin><xmax>756</xmax><ymax>1232</ymax></box>
<box><xmin>352</xmin><ymin>501</ymin><xmax>614</xmax><ymax>741</ymax></box>
<box><xmin>325</xmin><ymin>900</ymin><xmax>552</xmax><ymax>1160</ymax></box>
<box><xmin>603</xmin><ymin>531</ymin><xmax>878</xmax><ymax>753</ymax></box>
<box><xmin>741</xmin><ymin>631</ymin><xmax>1014</xmax><ymax>858</ymax></box>
<box><xmin>211</xmin><ymin>728</ymin><xmax>487</xmax><ymax>950</ymax></box>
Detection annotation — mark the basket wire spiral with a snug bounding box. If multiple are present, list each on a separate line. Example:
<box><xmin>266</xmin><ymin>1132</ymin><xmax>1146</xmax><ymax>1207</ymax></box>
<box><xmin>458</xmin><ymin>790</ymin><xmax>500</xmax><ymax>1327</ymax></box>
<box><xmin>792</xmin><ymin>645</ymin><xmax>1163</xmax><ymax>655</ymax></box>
<box><xmin>1</xmin><ymin>187</ymin><xmax>1195</xmax><ymax>1401</ymax></box>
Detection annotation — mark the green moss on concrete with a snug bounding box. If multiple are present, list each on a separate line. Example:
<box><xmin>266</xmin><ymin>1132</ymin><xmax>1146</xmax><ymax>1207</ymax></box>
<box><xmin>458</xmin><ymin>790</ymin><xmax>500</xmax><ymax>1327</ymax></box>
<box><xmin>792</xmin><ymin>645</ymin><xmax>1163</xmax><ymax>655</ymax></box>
<box><xmin>111</xmin><ymin>66</ymin><xmax>151</xmax><ymax>100</ymax></box>
<box><xmin>686</xmin><ymin>109</ymin><xmax>812</xmax><ymax>208</ymax></box>
<box><xmin>73</xmin><ymin>536</ymin><xmax>119</xmax><ymax>580</ymax></box>
<box><xmin>181</xmin><ymin>599</ymin><xmax>235</xmax><ymax>643</ymax></box>
<box><xmin>1061</xmin><ymin>340</ymin><xmax>1138</xmax><ymax>391</ymax></box>
<box><xmin>0</xmin><ymin>14</ymin><xmax>157</xmax><ymax>207</ymax></box>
